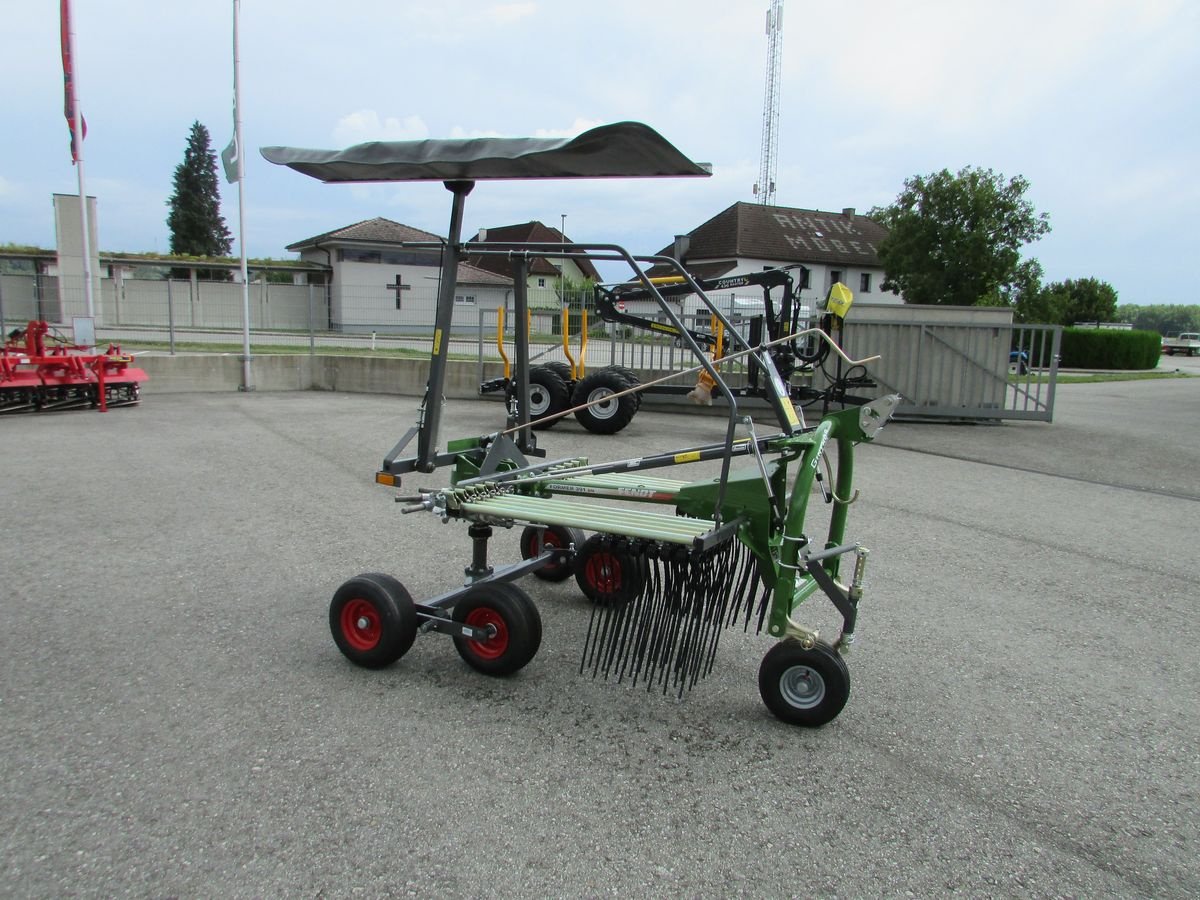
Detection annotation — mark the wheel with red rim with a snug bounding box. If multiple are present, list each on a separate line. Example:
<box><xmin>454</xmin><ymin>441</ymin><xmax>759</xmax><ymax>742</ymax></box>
<box><xmin>520</xmin><ymin>524</ymin><xmax>585</xmax><ymax>582</ymax></box>
<box><xmin>329</xmin><ymin>573</ymin><xmax>418</xmax><ymax>669</ymax></box>
<box><xmin>452</xmin><ymin>583</ymin><xmax>542</xmax><ymax>676</ymax></box>
<box><xmin>573</xmin><ymin>534</ymin><xmax>647</xmax><ymax>607</ymax></box>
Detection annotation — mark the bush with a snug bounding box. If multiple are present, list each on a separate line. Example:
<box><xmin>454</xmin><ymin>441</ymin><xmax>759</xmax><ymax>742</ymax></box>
<box><xmin>1059</xmin><ymin>328</ymin><xmax>1161</xmax><ymax>369</ymax></box>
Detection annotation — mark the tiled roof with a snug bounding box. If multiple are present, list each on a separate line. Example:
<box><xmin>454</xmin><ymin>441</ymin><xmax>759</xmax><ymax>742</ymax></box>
<box><xmin>467</xmin><ymin>221</ymin><xmax>602</xmax><ymax>281</ymax></box>
<box><xmin>657</xmin><ymin>202</ymin><xmax>889</xmax><ymax>269</ymax></box>
<box><xmin>455</xmin><ymin>262</ymin><xmax>511</xmax><ymax>286</ymax></box>
<box><xmin>286</xmin><ymin>217</ymin><xmax>442</xmax><ymax>251</ymax></box>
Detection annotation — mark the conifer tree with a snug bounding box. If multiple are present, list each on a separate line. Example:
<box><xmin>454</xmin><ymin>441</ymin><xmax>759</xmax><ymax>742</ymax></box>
<box><xmin>166</xmin><ymin>121</ymin><xmax>232</xmax><ymax>258</ymax></box>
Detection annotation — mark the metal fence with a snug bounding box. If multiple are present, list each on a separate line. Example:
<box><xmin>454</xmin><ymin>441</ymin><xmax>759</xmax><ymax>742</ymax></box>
<box><xmin>0</xmin><ymin>271</ymin><xmax>1059</xmax><ymax>421</ymax></box>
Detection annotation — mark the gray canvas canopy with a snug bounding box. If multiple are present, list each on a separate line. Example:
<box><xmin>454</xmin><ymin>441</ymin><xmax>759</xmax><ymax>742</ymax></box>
<box><xmin>260</xmin><ymin>121</ymin><xmax>710</xmax><ymax>183</ymax></box>
<box><xmin>263</xmin><ymin>119</ymin><xmax>711</xmax><ymax>472</ymax></box>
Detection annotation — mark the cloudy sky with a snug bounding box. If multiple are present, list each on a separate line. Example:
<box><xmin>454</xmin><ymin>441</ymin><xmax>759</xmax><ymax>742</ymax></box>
<box><xmin>3</xmin><ymin>0</ymin><xmax>1196</xmax><ymax>304</ymax></box>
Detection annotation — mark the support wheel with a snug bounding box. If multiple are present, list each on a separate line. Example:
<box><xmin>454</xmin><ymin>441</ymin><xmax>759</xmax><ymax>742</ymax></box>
<box><xmin>520</xmin><ymin>523</ymin><xmax>585</xmax><ymax>582</ymax></box>
<box><xmin>330</xmin><ymin>573</ymin><xmax>419</xmax><ymax>669</ymax></box>
<box><xmin>574</xmin><ymin>534</ymin><xmax>647</xmax><ymax>607</ymax></box>
<box><xmin>758</xmin><ymin>639</ymin><xmax>850</xmax><ymax>727</ymax></box>
<box><xmin>572</xmin><ymin>370</ymin><xmax>638</xmax><ymax>434</ymax></box>
<box><xmin>527</xmin><ymin>366</ymin><xmax>570</xmax><ymax>430</ymax></box>
<box><xmin>452</xmin><ymin>583</ymin><xmax>542</xmax><ymax>676</ymax></box>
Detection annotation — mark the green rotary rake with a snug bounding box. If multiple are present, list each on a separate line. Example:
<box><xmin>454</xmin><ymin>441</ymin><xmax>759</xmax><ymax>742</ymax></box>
<box><xmin>264</xmin><ymin>122</ymin><xmax>900</xmax><ymax>726</ymax></box>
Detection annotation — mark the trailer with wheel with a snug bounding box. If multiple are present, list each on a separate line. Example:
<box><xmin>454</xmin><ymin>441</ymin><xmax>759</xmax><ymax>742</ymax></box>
<box><xmin>263</xmin><ymin>122</ymin><xmax>899</xmax><ymax>726</ymax></box>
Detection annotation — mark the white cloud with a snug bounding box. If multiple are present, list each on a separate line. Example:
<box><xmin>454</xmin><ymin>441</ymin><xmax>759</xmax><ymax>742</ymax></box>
<box><xmin>332</xmin><ymin>111</ymin><xmax>430</xmax><ymax>145</ymax></box>
<box><xmin>485</xmin><ymin>3</ymin><xmax>537</xmax><ymax>25</ymax></box>
<box><xmin>533</xmin><ymin>118</ymin><xmax>605</xmax><ymax>139</ymax></box>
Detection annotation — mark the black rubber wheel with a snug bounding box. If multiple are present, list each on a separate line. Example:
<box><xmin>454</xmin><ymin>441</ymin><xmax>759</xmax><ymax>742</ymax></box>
<box><xmin>574</xmin><ymin>534</ymin><xmax>647</xmax><ymax>607</ymax></box>
<box><xmin>329</xmin><ymin>573</ymin><xmax>419</xmax><ymax>669</ymax></box>
<box><xmin>527</xmin><ymin>366</ymin><xmax>570</xmax><ymax>430</ymax></box>
<box><xmin>572</xmin><ymin>370</ymin><xmax>638</xmax><ymax>434</ymax></box>
<box><xmin>541</xmin><ymin>360</ymin><xmax>573</xmax><ymax>382</ymax></box>
<box><xmin>758</xmin><ymin>639</ymin><xmax>850</xmax><ymax>727</ymax></box>
<box><xmin>600</xmin><ymin>365</ymin><xmax>642</xmax><ymax>409</ymax></box>
<box><xmin>520</xmin><ymin>523</ymin><xmax>585</xmax><ymax>582</ymax></box>
<box><xmin>452</xmin><ymin>583</ymin><xmax>542</xmax><ymax>676</ymax></box>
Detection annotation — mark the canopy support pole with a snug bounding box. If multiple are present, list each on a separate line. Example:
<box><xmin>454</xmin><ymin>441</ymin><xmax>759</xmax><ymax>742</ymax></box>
<box><xmin>417</xmin><ymin>179</ymin><xmax>474</xmax><ymax>472</ymax></box>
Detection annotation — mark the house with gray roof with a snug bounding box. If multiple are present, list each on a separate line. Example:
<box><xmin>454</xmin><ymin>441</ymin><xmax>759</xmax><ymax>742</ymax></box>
<box><xmin>467</xmin><ymin>221</ymin><xmax>600</xmax><ymax>309</ymax></box>
<box><xmin>656</xmin><ymin>202</ymin><xmax>903</xmax><ymax>313</ymax></box>
<box><xmin>286</xmin><ymin>217</ymin><xmax>513</xmax><ymax>333</ymax></box>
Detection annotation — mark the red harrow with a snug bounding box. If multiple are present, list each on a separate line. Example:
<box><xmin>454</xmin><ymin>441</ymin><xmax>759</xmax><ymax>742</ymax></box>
<box><xmin>1</xmin><ymin>321</ymin><xmax>147</xmax><ymax>414</ymax></box>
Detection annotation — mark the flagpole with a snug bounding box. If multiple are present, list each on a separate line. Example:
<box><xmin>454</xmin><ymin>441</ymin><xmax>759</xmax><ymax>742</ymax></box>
<box><xmin>232</xmin><ymin>0</ymin><xmax>253</xmax><ymax>391</ymax></box>
<box><xmin>62</xmin><ymin>0</ymin><xmax>94</xmax><ymax>320</ymax></box>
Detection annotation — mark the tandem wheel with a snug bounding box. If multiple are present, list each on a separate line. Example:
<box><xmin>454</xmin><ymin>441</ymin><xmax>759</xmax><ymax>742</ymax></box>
<box><xmin>329</xmin><ymin>573</ymin><xmax>419</xmax><ymax>669</ymax></box>
<box><xmin>519</xmin><ymin>523</ymin><xmax>585</xmax><ymax>582</ymax></box>
<box><xmin>757</xmin><ymin>639</ymin><xmax>850</xmax><ymax>727</ymax></box>
<box><xmin>452</xmin><ymin>582</ymin><xmax>543</xmax><ymax>676</ymax></box>
<box><xmin>573</xmin><ymin>534</ymin><xmax>647</xmax><ymax>607</ymax></box>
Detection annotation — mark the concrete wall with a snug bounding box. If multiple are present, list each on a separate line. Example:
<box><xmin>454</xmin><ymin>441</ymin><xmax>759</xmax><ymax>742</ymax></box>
<box><xmin>137</xmin><ymin>353</ymin><xmax>505</xmax><ymax>399</ymax></box>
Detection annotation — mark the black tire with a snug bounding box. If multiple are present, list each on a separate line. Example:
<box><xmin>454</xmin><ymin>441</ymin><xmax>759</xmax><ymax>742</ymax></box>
<box><xmin>452</xmin><ymin>583</ymin><xmax>542</xmax><ymax>676</ymax></box>
<box><xmin>600</xmin><ymin>365</ymin><xmax>642</xmax><ymax>409</ymax></box>
<box><xmin>329</xmin><ymin>573</ymin><xmax>419</xmax><ymax>669</ymax></box>
<box><xmin>758</xmin><ymin>639</ymin><xmax>850</xmax><ymax>727</ymax></box>
<box><xmin>574</xmin><ymin>534</ymin><xmax>647</xmax><ymax>607</ymax></box>
<box><xmin>520</xmin><ymin>523</ymin><xmax>585</xmax><ymax>582</ymax></box>
<box><xmin>526</xmin><ymin>366</ymin><xmax>570</xmax><ymax>430</ymax></box>
<box><xmin>541</xmin><ymin>360</ymin><xmax>573</xmax><ymax>382</ymax></box>
<box><xmin>572</xmin><ymin>370</ymin><xmax>638</xmax><ymax>434</ymax></box>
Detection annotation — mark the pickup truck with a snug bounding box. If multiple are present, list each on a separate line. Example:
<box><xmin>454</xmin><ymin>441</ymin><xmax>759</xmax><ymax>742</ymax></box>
<box><xmin>1161</xmin><ymin>333</ymin><xmax>1200</xmax><ymax>356</ymax></box>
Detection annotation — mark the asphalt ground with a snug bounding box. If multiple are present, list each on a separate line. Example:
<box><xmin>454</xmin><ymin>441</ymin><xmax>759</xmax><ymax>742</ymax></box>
<box><xmin>1</xmin><ymin>363</ymin><xmax>1198</xmax><ymax>898</ymax></box>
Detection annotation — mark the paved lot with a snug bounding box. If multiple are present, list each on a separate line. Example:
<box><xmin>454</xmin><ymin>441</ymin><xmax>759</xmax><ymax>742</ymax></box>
<box><xmin>1</xmin><ymin>370</ymin><xmax>1198</xmax><ymax>898</ymax></box>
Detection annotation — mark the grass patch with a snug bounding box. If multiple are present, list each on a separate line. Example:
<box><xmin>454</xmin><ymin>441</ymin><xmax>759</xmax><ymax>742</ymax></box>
<box><xmin>1028</xmin><ymin>370</ymin><xmax>1193</xmax><ymax>384</ymax></box>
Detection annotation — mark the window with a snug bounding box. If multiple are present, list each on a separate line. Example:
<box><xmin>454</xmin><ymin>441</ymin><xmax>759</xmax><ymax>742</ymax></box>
<box><xmin>339</xmin><ymin>249</ymin><xmax>381</xmax><ymax>263</ymax></box>
<box><xmin>860</xmin><ymin>273</ymin><xmax>872</xmax><ymax>293</ymax></box>
<box><xmin>800</xmin><ymin>268</ymin><xmax>811</xmax><ymax>289</ymax></box>
<box><xmin>536</xmin><ymin>277</ymin><xmax>546</xmax><ymax>288</ymax></box>
<box><xmin>830</xmin><ymin>270</ymin><xmax>843</xmax><ymax>285</ymax></box>
<box><xmin>455</xmin><ymin>294</ymin><xmax>476</xmax><ymax>305</ymax></box>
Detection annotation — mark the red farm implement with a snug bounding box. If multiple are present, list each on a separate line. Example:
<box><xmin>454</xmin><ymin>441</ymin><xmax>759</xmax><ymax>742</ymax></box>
<box><xmin>1</xmin><ymin>321</ymin><xmax>147</xmax><ymax>414</ymax></box>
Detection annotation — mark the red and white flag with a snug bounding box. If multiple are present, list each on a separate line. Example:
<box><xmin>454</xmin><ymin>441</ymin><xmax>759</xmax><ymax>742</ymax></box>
<box><xmin>60</xmin><ymin>0</ymin><xmax>87</xmax><ymax>163</ymax></box>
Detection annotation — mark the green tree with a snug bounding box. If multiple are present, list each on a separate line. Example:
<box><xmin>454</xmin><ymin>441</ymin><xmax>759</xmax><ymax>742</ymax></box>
<box><xmin>166</xmin><ymin>121</ymin><xmax>232</xmax><ymax>259</ymax></box>
<box><xmin>1116</xmin><ymin>303</ymin><xmax>1200</xmax><ymax>335</ymax></box>
<box><xmin>870</xmin><ymin>166</ymin><xmax>1050</xmax><ymax>306</ymax></box>
<box><xmin>1042</xmin><ymin>277</ymin><xmax>1118</xmax><ymax>325</ymax></box>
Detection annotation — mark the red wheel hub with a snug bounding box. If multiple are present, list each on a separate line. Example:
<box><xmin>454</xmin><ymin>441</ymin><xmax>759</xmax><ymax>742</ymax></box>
<box><xmin>464</xmin><ymin>607</ymin><xmax>508</xmax><ymax>660</ymax></box>
<box><xmin>341</xmin><ymin>598</ymin><xmax>381</xmax><ymax>651</ymax></box>
<box><xmin>585</xmin><ymin>552</ymin><xmax>622</xmax><ymax>593</ymax></box>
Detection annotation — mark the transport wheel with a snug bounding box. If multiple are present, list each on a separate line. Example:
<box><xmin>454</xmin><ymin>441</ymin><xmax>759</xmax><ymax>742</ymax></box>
<box><xmin>452</xmin><ymin>583</ymin><xmax>543</xmax><ymax>676</ymax></box>
<box><xmin>527</xmin><ymin>366</ymin><xmax>570</xmax><ymax>430</ymax></box>
<box><xmin>572</xmin><ymin>370</ymin><xmax>638</xmax><ymax>434</ymax></box>
<box><xmin>758</xmin><ymin>639</ymin><xmax>850</xmax><ymax>727</ymax></box>
<box><xmin>329</xmin><ymin>573</ymin><xmax>419</xmax><ymax>669</ymax></box>
<box><xmin>600</xmin><ymin>365</ymin><xmax>642</xmax><ymax>409</ymax></box>
<box><xmin>520</xmin><ymin>523</ymin><xmax>585</xmax><ymax>582</ymax></box>
<box><xmin>574</xmin><ymin>534</ymin><xmax>646</xmax><ymax>606</ymax></box>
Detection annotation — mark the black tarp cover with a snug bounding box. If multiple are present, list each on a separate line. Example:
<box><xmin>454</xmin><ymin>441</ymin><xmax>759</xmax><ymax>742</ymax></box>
<box><xmin>260</xmin><ymin>121</ymin><xmax>710</xmax><ymax>183</ymax></box>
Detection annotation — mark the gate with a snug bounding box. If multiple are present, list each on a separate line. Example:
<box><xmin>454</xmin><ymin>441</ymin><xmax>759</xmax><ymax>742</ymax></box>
<box><xmin>834</xmin><ymin>319</ymin><xmax>1061</xmax><ymax>422</ymax></box>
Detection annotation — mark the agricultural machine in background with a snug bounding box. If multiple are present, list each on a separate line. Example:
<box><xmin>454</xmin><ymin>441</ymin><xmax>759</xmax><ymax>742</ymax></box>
<box><xmin>264</xmin><ymin>122</ymin><xmax>900</xmax><ymax>727</ymax></box>
<box><xmin>1</xmin><ymin>320</ymin><xmax>147</xmax><ymax>414</ymax></box>
<box><xmin>485</xmin><ymin>264</ymin><xmax>878</xmax><ymax>435</ymax></box>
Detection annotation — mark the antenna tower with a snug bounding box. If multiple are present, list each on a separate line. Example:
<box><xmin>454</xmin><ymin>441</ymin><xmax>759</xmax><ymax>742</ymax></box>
<box><xmin>754</xmin><ymin>0</ymin><xmax>784</xmax><ymax>206</ymax></box>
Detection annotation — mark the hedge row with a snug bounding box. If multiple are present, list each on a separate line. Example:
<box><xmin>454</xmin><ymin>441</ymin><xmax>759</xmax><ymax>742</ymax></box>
<box><xmin>1058</xmin><ymin>328</ymin><xmax>1162</xmax><ymax>370</ymax></box>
